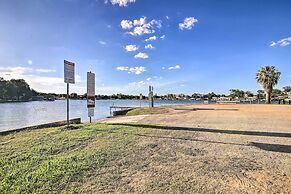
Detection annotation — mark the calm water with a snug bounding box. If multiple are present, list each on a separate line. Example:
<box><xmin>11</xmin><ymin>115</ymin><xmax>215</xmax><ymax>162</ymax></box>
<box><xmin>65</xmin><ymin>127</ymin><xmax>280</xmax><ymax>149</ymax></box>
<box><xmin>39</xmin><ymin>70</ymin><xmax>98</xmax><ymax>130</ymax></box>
<box><xmin>0</xmin><ymin>100</ymin><xmax>204</xmax><ymax>132</ymax></box>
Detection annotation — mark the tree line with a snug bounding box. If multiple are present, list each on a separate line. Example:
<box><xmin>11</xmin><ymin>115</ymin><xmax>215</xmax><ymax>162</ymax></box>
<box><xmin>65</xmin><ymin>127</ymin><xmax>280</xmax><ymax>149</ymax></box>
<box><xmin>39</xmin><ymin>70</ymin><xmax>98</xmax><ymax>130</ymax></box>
<box><xmin>1</xmin><ymin>68</ymin><xmax>291</xmax><ymax>103</ymax></box>
<box><xmin>0</xmin><ymin>77</ymin><xmax>37</xmax><ymax>101</ymax></box>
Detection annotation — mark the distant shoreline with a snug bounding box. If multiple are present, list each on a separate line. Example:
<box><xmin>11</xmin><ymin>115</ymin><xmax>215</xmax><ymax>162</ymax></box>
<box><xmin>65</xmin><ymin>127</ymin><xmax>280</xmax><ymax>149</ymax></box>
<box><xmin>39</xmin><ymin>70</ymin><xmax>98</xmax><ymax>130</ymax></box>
<box><xmin>1</xmin><ymin>98</ymin><xmax>289</xmax><ymax>104</ymax></box>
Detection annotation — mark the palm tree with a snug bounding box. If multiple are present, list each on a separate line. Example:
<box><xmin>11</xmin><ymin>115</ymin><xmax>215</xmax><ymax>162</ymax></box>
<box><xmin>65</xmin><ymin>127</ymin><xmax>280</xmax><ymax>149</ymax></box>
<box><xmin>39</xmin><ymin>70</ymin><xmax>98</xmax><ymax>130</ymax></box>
<box><xmin>256</xmin><ymin>66</ymin><xmax>281</xmax><ymax>104</ymax></box>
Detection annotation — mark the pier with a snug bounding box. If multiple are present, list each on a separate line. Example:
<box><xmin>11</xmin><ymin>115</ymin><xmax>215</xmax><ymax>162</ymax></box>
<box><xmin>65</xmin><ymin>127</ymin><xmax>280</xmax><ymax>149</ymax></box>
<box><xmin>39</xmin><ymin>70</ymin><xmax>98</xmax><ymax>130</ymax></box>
<box><xmin>109</xmin><ymin>106</ymin><xmax>138</xmax><ymax>116</ymax></box>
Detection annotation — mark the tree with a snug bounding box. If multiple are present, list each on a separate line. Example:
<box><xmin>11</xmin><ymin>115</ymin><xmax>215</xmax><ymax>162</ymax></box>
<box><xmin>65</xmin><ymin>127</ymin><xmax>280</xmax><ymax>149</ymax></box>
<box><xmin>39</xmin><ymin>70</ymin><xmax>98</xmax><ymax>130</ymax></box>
<box><xmin>256</xmin><ymin>66</ymin><xmax>281</xmax><ymax>104</ymax></box>
<box><xmin>245</xmin><ymin>91</ymin><xmax>254</xmax><ymax>97</ymax></box>
<box><xmin>70</xmin><ymin>93</ymin><xmax>78</xmax><ymax>99</ymax></box>
<box><xmin>283</xmin><ymin>86</ymin><xmax>291</xmax><ymax>93</ymax></box>
<box><xmin>9</xmin><ymin>79</ymin><xmax>32</xmax><ymax>100</ymax></box>
<box><xmin>272</xmin><ymin>89</ymin><xmax>283</xmax><ymax>98</ymax></box>
<box><xmin>207</xmin><ymin>92</ymin><xmax>217</xmax><ymax>100</ymax></box>
<box><xmin>0</xmin><ymin>77</ymin><xmax>7</xmax><ymax>99</ymax></box>
<box><xmin>257</xmin><ymin>90</ymin><xmax>265</xmax><ymax>100</ymax></box>
<box><xmin>229</xmin><ymin>89</ymin><xmax>245</xmax><ymax>99</ymax></box>
<box><xmin>0</xmin><ymin>78</ymin><xmax>36</xmax><ymax>101</ymax></box>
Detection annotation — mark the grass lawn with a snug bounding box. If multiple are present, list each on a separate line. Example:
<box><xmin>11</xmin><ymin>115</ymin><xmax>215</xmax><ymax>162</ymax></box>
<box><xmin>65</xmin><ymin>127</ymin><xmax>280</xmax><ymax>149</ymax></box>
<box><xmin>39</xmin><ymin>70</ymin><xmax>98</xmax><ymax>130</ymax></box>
<box><xmin>1</xmin><ymin>121</ymin><xmax>290</xmax><ymax>193</ymax></box>
<box><xmin>0</xmin><ymin>123</ymin><xmax>152</xmax><ymax>193</ymax></box>
<box><xmin>126</xmin><ymin>107</ymin><xmax>170</xmax><ymax>116</ymax></box>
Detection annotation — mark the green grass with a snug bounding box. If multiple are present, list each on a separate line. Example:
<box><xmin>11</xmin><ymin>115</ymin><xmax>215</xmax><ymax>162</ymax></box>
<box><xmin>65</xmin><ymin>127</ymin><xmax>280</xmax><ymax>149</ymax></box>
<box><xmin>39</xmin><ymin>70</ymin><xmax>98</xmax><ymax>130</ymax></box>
<box><xmin>126</xmin><ymin>107</ymin><xmax>170</xmax><ymax>116</ymax></box>
<box><xmin>1</xmin><ymin>122</ymin><xmax>288</xmax><ymax>193</ymax></box>
<box><xmin>0</xmin><ymin>123</ymin><xmax>150</xmax><ymax>194</ymax></box>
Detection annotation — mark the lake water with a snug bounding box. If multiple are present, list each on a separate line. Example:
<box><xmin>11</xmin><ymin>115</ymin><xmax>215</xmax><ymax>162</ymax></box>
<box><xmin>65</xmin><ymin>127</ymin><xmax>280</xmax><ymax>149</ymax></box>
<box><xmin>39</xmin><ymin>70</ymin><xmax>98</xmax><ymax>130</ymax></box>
<box><xmin>0</xmin><ymin>100</ymin><xmax>204</xmax><ymax>132</ymax></box>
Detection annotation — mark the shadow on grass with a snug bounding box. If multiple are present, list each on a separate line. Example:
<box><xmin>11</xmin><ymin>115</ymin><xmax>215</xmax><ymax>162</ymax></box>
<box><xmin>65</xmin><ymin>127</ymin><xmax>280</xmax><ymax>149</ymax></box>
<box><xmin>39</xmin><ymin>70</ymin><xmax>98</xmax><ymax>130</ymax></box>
<box><xmin>109</xmin><ymin>123</ymin><xmax>291</xmax><ymax>138</ymax></box>
<box><xmin>251</xmin><ymin>142</ymin><xmax>291</xmax><ymax>154</ymax></box>
<box><xmin>107</xmin><ymin>123</ymin><xmax>291</xmax><ymax>153</ymax></box>
<box><xmin>134</xmin><ymin>133</ymin><xmax>248</xmax><ymax>147</ymax></box>
<box><xmin>102</xmin><ymin>124</ymin><xmax>291</xmax><ymax>154</ymax></box>
<box><xmin>173</xmin><ymin>108</ymin><xmax>239</xmax><ymax>111</ymax></box>
<box><xmin>135</xmin><ymin>134</ymin><xmax>291</xmax><ymax>153</ymax></box>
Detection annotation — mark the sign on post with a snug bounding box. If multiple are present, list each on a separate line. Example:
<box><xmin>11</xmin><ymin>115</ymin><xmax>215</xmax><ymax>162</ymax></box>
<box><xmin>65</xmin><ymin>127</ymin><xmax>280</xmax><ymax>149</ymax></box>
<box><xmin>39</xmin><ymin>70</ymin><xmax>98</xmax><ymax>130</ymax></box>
<box><xmin>64</xmin><ymin>60</ymin><xmax>75</xmax><ymax>84</ymax></box>
<box><xmin>64</xmin><ymin>60</ymin><xmax>75</xmax><ymax>127</ymax></box>
<box><xmin>88</xmin><ymin>108</ymin><xmax>94</xmax><ymax>117</ymax></box>
<box><xmin>87</xmin><ymin>72</ymin><xmax>95</xmax><ymax>122</ymax></box>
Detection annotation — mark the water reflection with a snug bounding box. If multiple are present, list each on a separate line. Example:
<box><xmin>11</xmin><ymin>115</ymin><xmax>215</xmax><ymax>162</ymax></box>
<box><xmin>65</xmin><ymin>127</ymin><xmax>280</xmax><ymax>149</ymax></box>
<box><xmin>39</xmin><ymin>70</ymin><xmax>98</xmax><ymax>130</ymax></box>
<box><xmin>0</xmin><ymin>99</ymin><xmax>203</xmax><ymax>132</ymax></box>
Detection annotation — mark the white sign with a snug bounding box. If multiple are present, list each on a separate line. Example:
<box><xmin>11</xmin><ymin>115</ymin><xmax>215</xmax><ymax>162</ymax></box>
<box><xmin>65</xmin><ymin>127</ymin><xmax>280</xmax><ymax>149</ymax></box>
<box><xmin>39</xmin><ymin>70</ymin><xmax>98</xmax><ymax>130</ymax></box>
<box><xmin>88</xmin><ymin>108</ymin><xmax>94</xmax><ymax>117</ymax></box>
<box><xmin>87</xmin><ymin>72</ymin><xmax>95</xmax><ymax>96</ymax></box>
<box><xmin>64</xmin><ymin>60</ymin><xmax>75</xmax><ymax>84</ymax></box>
<box><xmin>87</xmin><ymin>72</ymin><xmax>95</xmax><ymax>108</ymax></box>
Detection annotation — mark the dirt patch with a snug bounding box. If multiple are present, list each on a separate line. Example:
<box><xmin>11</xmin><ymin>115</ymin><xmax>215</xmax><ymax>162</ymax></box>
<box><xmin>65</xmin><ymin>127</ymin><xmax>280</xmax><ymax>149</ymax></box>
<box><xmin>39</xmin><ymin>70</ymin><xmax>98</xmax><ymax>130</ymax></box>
<box><xmin>94</xmin><ymin>104</ymin><xmax>291</xmax><ymax>193</ymax></box>
<box><xmin>114</xmin><ymin>127</ymin><xmax>291</xmax><ymax>193</ymax></box>
<box><xmin>100</xmin><ymin>115</ymin><xmax>149</xmax><ymax>123</ymax></box>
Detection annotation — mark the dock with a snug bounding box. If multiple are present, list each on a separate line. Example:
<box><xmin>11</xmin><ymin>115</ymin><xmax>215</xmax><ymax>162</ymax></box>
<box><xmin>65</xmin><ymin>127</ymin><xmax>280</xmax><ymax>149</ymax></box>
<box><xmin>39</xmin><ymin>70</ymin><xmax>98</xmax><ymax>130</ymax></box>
<box><xmin>109</xmin><ymin>106</ymin><xmax>139</xmax><ymax>116</ymax></box>
<box><xmin>216</xmin><ymin>101</ymin><xmax>240</xmax><ymax>104</ymax></box>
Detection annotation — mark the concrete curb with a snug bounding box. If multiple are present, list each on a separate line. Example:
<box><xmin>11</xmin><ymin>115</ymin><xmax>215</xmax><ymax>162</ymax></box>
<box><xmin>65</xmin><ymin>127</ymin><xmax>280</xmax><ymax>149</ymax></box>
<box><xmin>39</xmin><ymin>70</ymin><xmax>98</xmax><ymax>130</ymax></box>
<box><xmin>0</xmin><ymin>118</ymin><xmax>81</xmax><ymax>135</ymax></box>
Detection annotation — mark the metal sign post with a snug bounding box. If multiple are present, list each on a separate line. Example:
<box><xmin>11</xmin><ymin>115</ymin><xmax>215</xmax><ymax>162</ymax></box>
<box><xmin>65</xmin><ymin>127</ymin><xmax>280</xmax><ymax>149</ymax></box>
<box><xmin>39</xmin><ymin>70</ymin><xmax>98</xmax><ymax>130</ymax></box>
<box><xmin>149</xmin><ymin>86</ymin><xmax>154</xmax><ymax>107</ymax></box>
<box><xmin>64</xmin><ymin>60</ymin><xmax>75</xmax><ymax>127</ymax></box>
<box><xmin>140</xmin><ymin>93</ymin><xmax>142</xmax><ymax>107</ymax></box>
<box><xmin>67</xmin><ymin>83</ymin><xmax>69</xmax><ymax>125</ymax></box>
<box><xmin>87</xmin><ymin>72</ymin><xmax>95</xmax><ymax>123</ymax></box>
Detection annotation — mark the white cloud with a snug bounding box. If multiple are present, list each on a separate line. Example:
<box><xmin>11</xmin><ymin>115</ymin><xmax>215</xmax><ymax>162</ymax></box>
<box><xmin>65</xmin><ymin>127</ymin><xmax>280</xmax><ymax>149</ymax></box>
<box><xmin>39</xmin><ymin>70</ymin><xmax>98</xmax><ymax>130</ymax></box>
<box><xmin>27</xmin><ymin>60</ymin><xmax>33</xmax><ymax>65</ymax></box>
<box><xmin>0</xmin><ymin>66</ymin><xmax>66</xmax><ymax>93</ymax></box>
<box><xmin>146</xmin><ymin>76</ymin><xmax>162</xmax><ymax>81</ymax></box>
<box><xmin>0</xmin><ymin>67</ymin><xmax>56</xmax><ymax>75</ymax></box>
<box><xmin>270</xmin><ymin>36</ymin><xmax>291</xmax><ymax>47</ymax></box>
<box><xmin>149</xmin><ymin>20</ymin><xmax>162</xmax><ymax>29</ymax></box>
<box><xmin>168</xmin><ymin>65</ymin><xmax>181</xmax><ymax>70</ymax></box>
<box><xmin>35</xmin><ymin>69</ymin><xmax>57</xmax><ymax>73</ymax></box>
<box><xmin>129</xmin><ymin>66</ymin><xmax>146</xmax><ymax>74</ymax></box>
<box><xmin>120</xmin><ymin>20</ymin><xmax>133</xmax><ymax>29</ymax></box>
<box><xmin>130</xmin><ymin>76</ymin><xmax>162</xmax><ymax>88</ymax></box>
<box><xmin>121</xmin><ymin>17</ymin><xmax>162</xmax><ymax>36</ymax></box>
<box><xmin>116</xmin><ymin>66</ymin><xmax>129</xmax><ymax>71</ymax></box>
<box><xmin>75</xmin><ymin>74</ymin><xmax>83</xmax><ymax>83</ymax></box>
<box><xmin>125</xmin><ymin>44</ymin><xmax>138</xmax><ymax>52</ymax></box>
<box><xmin>179</xmin><ymin>17</ymin><xmax>198</xmax><ymax>30</ymax></box>
<box><xmin>162</xmin><ymin>67</ymin><xmax>165</xmax><ymax>70</ymax></box>
<box><xmin>280</xmin><ymin>41</ymin><xmax>290</xmax><ymax>46</ymax></box>
<box><xmin>166</xmin><ymin>16</ymin><xmax>170</xmax><ymax>20</ymax></box>
<box><xmin>134</xmin><ymin>52</ymin><xmax>149</xmax><ymax>59</ymax></box>
<box><xmin>116</xmin><ymin>66</ymin><xmax>146</xmax><ymax>74</ymax></box>
<box><xmin>128</xmin><ymin>26</ymin><xmax>152</xmax><ymax>36</ymax></box>
<box><xmin>107</xmin><ymin>0</ymin><xmax>136</xmax><ymax>7</ymax></box>
<box><xmin>270</xmin><ymin>42</ymin><xmax>276</xmax><ymax>47</ymax></box>
<box><xmin>145</xmin><ymin>44</ymin><xmax>154</xmax><ymax>49</ymax></box>
<box><xmin>128</xmin><ymin>81</ymin><xmax>146</xmax><ymax>87</ymax></box>
<box><xmin>145</xmin><ymin>36</ymin><xmax>157</xmax><ymax>42</ymax></box>
<box><xmin>160</xmin><ymin>35</ymin><xmax>166</xmax><ymax>39</ymax></box>
<box><xmin>99</xmin><ymin>41</ymin><xmax>107</xmax><ymax>45</ymax></box>
<box><xmin>133</xmin><ymin>17</ymin><xmax>147</xmax><ymax>26</ymax></box>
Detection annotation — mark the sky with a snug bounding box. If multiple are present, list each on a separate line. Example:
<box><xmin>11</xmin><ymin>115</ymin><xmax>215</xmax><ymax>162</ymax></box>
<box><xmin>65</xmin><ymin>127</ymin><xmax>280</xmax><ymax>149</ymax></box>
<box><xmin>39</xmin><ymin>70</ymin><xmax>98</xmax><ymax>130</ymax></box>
<box><xmin>0</xmin><ymin>0</ymin><xmax>290</xmax><ymax>95</ymax></box>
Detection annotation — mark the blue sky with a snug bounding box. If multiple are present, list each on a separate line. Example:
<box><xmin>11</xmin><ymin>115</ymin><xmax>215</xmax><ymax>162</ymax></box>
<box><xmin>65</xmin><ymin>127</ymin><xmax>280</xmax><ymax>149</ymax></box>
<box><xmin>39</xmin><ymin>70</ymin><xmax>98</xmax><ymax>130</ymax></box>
<box><xmin>0</xmin><ymin>0</ymin><xmax>290</xmax><ymax>95</ymax></box>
